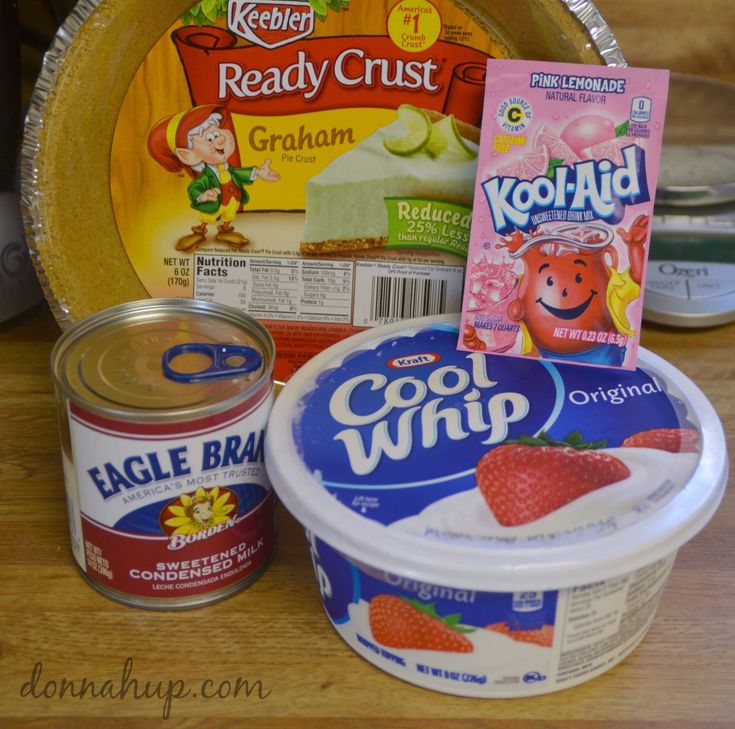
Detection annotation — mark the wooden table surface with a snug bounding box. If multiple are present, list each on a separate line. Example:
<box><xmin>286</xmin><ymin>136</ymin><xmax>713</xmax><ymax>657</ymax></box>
<box><xmin>3</xmin><ymin>0</ymin><xmax>735</xmax><ymax>727</ymax></box>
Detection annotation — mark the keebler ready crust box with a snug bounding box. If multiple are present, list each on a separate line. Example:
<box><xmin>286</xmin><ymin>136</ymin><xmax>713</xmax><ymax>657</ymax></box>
<box><xmin>22</xmin><ymin>0</ymin><xmax>626</xmax><ymax>382</ymax></box>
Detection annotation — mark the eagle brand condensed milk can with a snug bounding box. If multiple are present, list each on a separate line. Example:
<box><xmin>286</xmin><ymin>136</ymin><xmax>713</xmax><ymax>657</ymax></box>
<box><xmin>51</xmin><ymin>299</ymin><xmax>276</xmax><ymax>609</ymax></box>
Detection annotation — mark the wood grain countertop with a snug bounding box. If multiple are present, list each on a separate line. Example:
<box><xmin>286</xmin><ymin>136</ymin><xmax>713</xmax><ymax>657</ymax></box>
<box><xmin>3</xmin><ymin>0</ymin><xmax>735</xmax><ymax>726</ymax></box>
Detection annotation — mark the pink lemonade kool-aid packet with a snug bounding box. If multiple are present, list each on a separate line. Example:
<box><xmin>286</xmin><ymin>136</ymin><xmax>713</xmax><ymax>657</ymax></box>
<box><xmin>459</xmin><ymin>60</ymin><xmax>669</xmax><ymax>369</ymax></box>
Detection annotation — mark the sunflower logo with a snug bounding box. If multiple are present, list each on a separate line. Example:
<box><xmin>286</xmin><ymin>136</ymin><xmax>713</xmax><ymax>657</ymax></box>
<box><xmin>160</xmin><ymin>486</ymin><xmax>238</xmax><ymax>535</ymax></box>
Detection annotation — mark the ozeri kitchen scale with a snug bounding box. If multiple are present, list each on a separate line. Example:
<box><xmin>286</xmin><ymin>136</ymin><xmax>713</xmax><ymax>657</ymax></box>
<box><xmin>645</xmin><ymin>74</ymin><xmax>735</xmax><ymax>327</ymax></box>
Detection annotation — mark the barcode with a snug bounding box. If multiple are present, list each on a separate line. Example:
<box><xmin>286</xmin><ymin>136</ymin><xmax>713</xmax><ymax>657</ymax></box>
<box><xmin>369</xmin><ymin>276</ymin><xmax>448</xmax><ymax>322</ymax></box>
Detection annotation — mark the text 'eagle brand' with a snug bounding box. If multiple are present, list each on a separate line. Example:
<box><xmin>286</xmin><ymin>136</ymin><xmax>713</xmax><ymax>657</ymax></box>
<box><xmin>87</xmin><ymin>431</ymin><xmax>266</xmax><ymax>500</ymax></box>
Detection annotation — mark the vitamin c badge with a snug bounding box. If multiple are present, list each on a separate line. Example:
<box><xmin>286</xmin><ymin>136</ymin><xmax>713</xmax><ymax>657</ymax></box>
<box><xmin>387</xmin><ymin>0</ymin><xmax>442</xmax><ymax>53</ymax></box>
<box><xmin>497</xmin><ymin>97</ymin><xmax>533</xmax><ymax>133</ymax></box>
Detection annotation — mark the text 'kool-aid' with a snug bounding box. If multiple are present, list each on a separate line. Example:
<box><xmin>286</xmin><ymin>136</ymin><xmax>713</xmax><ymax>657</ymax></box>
<box><xmin>460</xmin><ymin>59</ymin><xmax>669</xmax><ymax>370</ymax></box>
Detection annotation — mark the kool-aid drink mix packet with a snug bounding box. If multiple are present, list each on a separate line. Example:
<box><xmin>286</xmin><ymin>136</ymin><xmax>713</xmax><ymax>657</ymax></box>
<box><xmin>459</xmin><ymin>60</ymin><xmax>669</xmax><ymax>369</ymax></box>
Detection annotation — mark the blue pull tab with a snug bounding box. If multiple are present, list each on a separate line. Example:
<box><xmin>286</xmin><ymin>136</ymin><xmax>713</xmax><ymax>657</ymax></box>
<box><xmin>162</xmin><ymin>343</ymin><xmax>262</xmax><ymax>383</ymax></box>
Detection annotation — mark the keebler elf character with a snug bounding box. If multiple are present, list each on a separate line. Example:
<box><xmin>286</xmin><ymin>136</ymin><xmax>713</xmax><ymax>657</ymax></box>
<box><xmin>147</xmin><ymin>104</ymin><xmax>279</xmax><ymax>252</ymax></box>
<box><xmin>481</xmin><ymin>215</ymin><xmax>648</xmax><ymax>366</ymax></box>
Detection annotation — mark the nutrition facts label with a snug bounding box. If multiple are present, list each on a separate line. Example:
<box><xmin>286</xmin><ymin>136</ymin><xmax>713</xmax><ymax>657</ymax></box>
<box><xmin>194</xmin><ymin>255</ymin><xmax>354</xmax><ymax>323</ymax></box>
<box><xmin>194</xmin><ymin>254</ymin><xmax>465</xmax><ymax>329</ymax></box>
<box><xmin>555</xmin><ymin>554</ymin><xmax>676</xmax><ymax>685</ymax></box>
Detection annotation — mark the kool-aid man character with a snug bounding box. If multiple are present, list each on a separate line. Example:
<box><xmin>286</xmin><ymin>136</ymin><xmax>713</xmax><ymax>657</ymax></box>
<box><xmin>147</xmin><ymin>104</ymin><xmax>279</xmax><ymax>252</ymax></box>
<box><xmin>497</xmin><ymin>215</ymin><xmax>648</xmax><ymax>366</ymax></box>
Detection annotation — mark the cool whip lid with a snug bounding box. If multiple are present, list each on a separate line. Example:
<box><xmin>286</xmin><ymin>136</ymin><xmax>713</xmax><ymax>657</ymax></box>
<box><xmin>265</xmin><ymin>315</ymin><xmax>728</xmax><ymax>590</ymax></box>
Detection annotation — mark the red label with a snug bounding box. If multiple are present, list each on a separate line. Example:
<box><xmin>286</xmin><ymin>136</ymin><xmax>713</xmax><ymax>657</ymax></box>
<box><xmin>172</xmin><ymin>31</ymin><xmax>489</xmax><ymax>123</ymax></box>
<box><xmin>80</xmin><ymin>491</ymin><xmax>276</xmax><ymax>600</ymax></box>
<box><xmin>69</xmin><ymin>383</ymin><xmax>271</xmax><ymax>438</ymax></box>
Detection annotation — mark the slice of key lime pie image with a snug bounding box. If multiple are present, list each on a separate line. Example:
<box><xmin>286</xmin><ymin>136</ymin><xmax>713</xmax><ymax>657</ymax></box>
<box><xmin>301</xmin><ymin>105</ymin><xmax>480</xmax><ymax>254</ymax></box>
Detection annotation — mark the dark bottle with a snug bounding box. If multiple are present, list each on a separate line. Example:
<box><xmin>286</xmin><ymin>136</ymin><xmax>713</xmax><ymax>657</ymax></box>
<box><xmin>0</xmin><ymin>0</ymin><xmax>43</xmax><ymax>321</ymax></box>
<box><xmin>0</xmin><ymin>0</ymin><xmax>21</xmax><ymax>187</ymax></box>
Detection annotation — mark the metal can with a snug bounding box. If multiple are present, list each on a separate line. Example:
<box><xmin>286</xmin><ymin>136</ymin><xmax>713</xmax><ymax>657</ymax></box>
<box><xmin>51</xmin><ymin>298</ymin><xmax>276</xmax><ymax>609</ymax></box>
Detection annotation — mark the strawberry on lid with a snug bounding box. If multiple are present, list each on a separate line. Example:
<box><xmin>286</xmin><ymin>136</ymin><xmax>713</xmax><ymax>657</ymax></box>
<box><xmin>265</xmin><ymin>314</ymin><xmax>727</xmax><ymax>592</ymax></box>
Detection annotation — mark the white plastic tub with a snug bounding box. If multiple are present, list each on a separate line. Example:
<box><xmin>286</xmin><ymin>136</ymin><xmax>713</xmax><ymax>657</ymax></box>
<box><xmin>264</xmin><ymin>315</ymin><xmax>728</xmax><ymax>696</ymax></box>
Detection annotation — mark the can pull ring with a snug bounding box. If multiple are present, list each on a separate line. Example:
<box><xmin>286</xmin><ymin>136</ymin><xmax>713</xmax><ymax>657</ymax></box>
<box><xmin>162</xmin><ymin>343</ymin><xmax>262</xmax><ymax>383</ymax></box>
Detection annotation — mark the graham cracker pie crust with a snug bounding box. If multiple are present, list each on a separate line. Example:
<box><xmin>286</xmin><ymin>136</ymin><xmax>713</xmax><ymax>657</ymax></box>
<box><xmin>20</xmin><ymin>0</ymin><xmax>621</xmax><ymax>329</ymax></box>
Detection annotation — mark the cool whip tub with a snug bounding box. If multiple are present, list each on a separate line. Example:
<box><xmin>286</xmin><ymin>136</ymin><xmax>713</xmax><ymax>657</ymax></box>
<box><xmin>264</xmin><ymin>315</ymin><xmax>728</xmax><ymax>696</ymax></box>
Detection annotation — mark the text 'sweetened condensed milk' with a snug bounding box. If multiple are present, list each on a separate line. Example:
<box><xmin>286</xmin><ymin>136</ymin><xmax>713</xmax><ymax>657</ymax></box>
<box><xmin>51</xmin><ymin>299</ymin><xmax>276</xmax><ymax>609</ymax></box>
